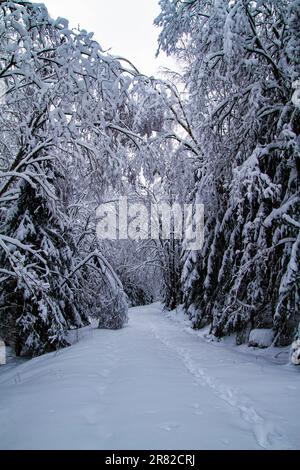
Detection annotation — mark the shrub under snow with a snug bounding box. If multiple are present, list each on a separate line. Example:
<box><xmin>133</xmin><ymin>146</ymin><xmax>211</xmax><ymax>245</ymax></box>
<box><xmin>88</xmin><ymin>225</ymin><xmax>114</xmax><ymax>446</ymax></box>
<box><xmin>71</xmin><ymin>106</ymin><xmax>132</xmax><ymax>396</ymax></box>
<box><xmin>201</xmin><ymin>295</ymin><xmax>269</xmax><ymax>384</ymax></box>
<box><xmin>248</xmin><ymin>329</ymin><xmax>274</xmax><ymax>349</ymax></box>
<box><xmin>291</xmin><ymin>340</ymin><xmax>300</xmax><ymax>365</ymax></box>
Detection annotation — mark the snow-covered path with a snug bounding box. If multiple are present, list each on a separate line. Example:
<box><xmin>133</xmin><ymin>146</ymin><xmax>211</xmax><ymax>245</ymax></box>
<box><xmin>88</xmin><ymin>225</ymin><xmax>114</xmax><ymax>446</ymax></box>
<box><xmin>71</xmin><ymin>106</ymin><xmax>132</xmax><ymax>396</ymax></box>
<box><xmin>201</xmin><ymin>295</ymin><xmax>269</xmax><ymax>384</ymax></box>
<box><xmin>0</xmin><ymin>303</ymin><xmax>299</xmax><ymax>450</ymax></box>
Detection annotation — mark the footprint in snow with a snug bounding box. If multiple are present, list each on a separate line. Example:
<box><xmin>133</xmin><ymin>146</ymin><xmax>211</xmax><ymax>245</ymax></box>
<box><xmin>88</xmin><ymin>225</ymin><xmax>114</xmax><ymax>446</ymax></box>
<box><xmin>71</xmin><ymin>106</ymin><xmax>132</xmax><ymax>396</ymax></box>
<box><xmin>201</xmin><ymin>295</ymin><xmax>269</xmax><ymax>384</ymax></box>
<box><xmin>97</xmin><ymin>385</ymin><xmax>106</xmax><ymax>396</ymax></box>
<box><xmin>100</xmin><ymin>369</ymin><xmax>110</xmax><ymax>378</ymax></box>
<box><xmin>158</xmin><ymin>422</ymin><xmax>180</xmax><ymax>432</ymax></box>
<box><xmin>221</xmin><ymin>438</ymin><xmax>230</xmax><ymax>446</ymax></box>
<box><xmin>191</xmin><ymin>403</ymin><xmax>203</xmax><ymax>415</ymax></box>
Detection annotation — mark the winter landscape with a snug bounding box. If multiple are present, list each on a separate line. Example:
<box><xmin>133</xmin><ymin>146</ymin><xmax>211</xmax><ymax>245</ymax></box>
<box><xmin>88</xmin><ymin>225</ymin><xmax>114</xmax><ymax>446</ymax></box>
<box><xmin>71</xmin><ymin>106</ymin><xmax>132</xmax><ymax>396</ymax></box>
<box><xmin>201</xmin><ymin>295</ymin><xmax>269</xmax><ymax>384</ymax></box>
<box><xmin>0</xmin><ymin>0</ymin><xmax>299</xmax><ymax>451</ymax></box>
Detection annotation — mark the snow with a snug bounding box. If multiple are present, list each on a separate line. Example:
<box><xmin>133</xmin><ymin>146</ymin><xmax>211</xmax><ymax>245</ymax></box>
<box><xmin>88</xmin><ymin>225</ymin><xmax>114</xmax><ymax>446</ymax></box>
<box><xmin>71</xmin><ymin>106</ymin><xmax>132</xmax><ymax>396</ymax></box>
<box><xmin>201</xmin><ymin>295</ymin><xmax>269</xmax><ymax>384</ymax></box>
<box><xmin>0</xmin><ymin>303</ymin><xmax>299</xmax><ymax>450</ymax></box>
<box><xmin>0</xmin><ymin>340</ymin><xmax>5</xmax><ymax>365</ymax></box>
<box><xmin>249</xmin><ymin>329</ymin><xmax>274</xmax><ymax>348</ymax></box>
<box><xmin>291</xmin><ymin>340</ymin><xmax>300</xmax><ymax>366</ymax></box>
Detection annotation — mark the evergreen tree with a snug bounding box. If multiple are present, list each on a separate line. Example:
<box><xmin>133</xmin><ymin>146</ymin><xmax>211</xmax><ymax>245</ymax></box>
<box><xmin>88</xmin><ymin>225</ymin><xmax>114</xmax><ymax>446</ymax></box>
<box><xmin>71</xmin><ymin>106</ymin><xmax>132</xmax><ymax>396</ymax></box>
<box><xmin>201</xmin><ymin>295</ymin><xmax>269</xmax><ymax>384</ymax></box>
<box><xmin>156</xmin><ymin>0</ymin><xmax>300</xmax><ymax>346</ymax></box>
<box><xmin>0</xmin><ymin>0</ymin><xmax>148</xmax><ymax>355</ymax></box>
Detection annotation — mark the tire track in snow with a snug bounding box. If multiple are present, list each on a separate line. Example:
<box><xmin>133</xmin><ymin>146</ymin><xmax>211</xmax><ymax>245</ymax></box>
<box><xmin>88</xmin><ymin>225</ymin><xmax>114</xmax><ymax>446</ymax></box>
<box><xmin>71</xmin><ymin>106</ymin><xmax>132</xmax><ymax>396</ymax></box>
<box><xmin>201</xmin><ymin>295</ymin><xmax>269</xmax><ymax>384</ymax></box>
<box><xmin>150</xmin><ymin>324</ymin><xmax>291</xmax><ymax>450</ymax></box>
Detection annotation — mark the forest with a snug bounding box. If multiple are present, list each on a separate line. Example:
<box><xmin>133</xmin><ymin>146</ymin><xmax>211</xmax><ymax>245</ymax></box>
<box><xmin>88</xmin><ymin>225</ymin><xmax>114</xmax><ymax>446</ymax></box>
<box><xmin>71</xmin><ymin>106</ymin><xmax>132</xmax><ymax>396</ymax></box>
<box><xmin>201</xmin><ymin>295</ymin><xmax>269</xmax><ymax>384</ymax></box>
<box><xmin>0</xmin><ymin>0</ymin><xmax>299</xmax><ymax>363</ymax></box>
<box><xmin>0</xmin><ymin>0</ymin><xmax>300</xmax><ymax>453</ymax></box>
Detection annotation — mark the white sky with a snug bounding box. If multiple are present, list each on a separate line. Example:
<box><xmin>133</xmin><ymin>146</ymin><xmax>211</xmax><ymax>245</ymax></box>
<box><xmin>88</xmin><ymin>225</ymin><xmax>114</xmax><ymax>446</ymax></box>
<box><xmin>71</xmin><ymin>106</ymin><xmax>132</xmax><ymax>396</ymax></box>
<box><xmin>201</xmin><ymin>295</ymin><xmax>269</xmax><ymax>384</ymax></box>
<box><xmin>34</xmin><ymin>0</ymin><xmax>174</xmax><ymax>76</ymax></box>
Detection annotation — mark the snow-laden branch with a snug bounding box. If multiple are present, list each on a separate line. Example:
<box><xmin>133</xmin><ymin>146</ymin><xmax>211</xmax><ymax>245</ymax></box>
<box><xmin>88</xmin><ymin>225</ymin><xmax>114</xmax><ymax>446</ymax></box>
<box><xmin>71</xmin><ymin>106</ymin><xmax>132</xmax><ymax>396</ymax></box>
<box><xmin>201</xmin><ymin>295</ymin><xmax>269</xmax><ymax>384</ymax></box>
<box><xmin>263</xmin><ymin>196</ymin><xmax>300</xmax><ymax>228</ymax></box>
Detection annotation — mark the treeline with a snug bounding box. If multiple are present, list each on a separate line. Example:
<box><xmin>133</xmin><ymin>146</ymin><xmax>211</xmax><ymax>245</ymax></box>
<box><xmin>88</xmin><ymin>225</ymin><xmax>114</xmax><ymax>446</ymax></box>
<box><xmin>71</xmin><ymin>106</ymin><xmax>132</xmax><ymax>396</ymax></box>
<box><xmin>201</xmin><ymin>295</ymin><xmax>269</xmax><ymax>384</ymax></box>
<box><xmin>155</xmin><ymin>0</ymin><xmax>300</xmax><ymax>348</ymax></box>
<box><xmin>0</xmin><ymin>1</ymin><xmax>144</xmax><ymax>355</ymax></box>
<box><xmin>0</xmin><ymin>0</ymin><xmax>299</xmax><ymax>360</ymax></box>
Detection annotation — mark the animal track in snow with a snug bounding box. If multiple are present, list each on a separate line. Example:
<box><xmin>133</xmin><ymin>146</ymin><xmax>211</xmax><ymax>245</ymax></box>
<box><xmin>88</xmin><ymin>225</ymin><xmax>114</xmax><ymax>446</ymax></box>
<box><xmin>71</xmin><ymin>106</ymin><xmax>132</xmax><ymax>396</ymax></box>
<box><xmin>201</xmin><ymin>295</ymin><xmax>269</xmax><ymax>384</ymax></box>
<box><xmin>150</xmin><ymin>325</ymin><xmax>291</xmax><ymax>450</ymax></box>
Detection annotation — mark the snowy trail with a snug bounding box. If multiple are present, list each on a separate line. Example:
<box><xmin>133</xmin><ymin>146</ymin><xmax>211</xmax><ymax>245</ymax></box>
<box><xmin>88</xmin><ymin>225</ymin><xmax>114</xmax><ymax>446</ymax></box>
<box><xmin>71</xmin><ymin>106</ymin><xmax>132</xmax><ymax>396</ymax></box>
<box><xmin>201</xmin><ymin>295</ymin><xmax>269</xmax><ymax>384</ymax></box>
<box><xmin>0</xmin><ymin>303</ymin><xmax>299</xmax><ymax>450</ymax></box>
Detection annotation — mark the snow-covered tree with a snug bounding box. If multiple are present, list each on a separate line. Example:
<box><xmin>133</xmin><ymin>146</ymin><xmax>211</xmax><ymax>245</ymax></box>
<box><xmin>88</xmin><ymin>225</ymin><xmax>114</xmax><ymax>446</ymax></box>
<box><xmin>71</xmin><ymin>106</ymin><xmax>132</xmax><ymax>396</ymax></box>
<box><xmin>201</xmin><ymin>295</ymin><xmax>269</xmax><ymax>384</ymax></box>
<box><xmin>156</xmin><ymin>0</ymin><xmax>300</xmax><ymax>346</ymax></box>
<box><xmin>0</xmin><ymin>0</ymin><xmax>152</xmax><ymax>355</ymax></box>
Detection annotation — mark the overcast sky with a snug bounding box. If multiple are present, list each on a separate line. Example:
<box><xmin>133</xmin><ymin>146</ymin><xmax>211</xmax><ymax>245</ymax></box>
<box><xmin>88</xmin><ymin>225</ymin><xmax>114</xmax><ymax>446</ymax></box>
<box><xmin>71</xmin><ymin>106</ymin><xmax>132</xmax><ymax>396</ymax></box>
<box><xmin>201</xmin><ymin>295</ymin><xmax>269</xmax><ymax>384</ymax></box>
<box><xmin>34</xmin><ymin>0</ymin><xmax>174</xmax><ymax>76</ymax></box>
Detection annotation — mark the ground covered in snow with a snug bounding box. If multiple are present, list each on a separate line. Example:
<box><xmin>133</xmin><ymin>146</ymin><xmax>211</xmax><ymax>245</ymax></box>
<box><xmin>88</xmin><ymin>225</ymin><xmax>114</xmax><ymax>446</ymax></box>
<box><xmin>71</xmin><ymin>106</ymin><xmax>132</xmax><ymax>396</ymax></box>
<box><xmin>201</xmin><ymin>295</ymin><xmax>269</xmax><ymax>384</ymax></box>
<box><xmin>0</xmin><ymin>303</ymin><xmax>299</xmax><ymax>450</ymax></box>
